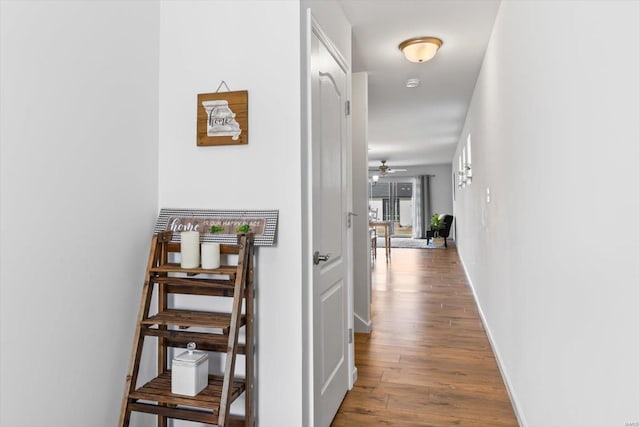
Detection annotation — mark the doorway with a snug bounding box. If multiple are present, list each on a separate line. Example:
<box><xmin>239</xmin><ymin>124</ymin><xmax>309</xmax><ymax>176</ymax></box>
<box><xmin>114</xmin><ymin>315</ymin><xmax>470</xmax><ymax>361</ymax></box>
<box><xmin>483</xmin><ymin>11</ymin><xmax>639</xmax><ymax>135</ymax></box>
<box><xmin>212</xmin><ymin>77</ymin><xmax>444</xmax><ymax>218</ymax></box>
<box><xmin>369</xmin><ymin>180</ymin><xmax>414</xmax><ymax>237</ymax></box>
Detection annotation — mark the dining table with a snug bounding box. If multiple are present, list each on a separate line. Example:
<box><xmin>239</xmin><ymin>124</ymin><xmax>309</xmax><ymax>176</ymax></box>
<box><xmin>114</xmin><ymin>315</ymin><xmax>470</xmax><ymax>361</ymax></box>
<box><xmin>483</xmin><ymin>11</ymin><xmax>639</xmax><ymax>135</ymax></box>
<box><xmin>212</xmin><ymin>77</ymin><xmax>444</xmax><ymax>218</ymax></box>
<box><xmin>369</xmin><ymin>220</ymin><xmax>391</xmax><ymax>260</ymax></box>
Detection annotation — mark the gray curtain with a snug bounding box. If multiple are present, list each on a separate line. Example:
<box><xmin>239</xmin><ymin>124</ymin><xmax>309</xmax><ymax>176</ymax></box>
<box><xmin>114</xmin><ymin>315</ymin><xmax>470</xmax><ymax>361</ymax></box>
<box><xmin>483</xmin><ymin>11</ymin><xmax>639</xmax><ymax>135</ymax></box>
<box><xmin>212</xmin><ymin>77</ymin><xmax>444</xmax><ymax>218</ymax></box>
<box><xmin>412</xmin><ymin>175</ymin><xmax>431</xmax><ymax>239</ymax></box>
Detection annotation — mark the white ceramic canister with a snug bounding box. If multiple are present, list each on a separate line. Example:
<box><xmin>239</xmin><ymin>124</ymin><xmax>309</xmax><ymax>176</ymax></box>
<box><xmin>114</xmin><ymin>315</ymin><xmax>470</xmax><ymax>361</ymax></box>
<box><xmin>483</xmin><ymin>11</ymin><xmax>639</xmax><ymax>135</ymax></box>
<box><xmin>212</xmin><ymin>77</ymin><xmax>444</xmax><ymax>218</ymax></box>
<box><xmin>171</xmin><ymin>342</ymin><xmax>209</xmax><ymax>396</ymax></box>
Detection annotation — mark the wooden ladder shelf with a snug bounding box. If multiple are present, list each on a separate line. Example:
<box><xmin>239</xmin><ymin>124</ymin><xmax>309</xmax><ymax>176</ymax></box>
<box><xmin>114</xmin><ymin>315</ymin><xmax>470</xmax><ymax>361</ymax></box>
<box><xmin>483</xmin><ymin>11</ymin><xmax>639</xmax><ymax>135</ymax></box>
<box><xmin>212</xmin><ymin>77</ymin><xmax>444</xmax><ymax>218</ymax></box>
<box><xmin>120</xmin><ymin>231</ymin><xmax>255</xmax><ymax>427</ymax></box>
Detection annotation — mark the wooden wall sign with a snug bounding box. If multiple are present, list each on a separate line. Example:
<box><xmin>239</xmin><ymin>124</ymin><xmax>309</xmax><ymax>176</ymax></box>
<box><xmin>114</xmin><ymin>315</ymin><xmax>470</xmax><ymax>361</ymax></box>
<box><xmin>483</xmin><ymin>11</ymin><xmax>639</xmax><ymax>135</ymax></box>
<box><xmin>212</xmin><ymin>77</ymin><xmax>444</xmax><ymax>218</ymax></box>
<box><xmin>197</xmin><ymin>90</ymin><xmax>248</xmax><ymax>146</ymax></box>
<box><xmin>154</xmin><ymin>208</ymin><xmax>278</xmax><ymax>246</ymax></box>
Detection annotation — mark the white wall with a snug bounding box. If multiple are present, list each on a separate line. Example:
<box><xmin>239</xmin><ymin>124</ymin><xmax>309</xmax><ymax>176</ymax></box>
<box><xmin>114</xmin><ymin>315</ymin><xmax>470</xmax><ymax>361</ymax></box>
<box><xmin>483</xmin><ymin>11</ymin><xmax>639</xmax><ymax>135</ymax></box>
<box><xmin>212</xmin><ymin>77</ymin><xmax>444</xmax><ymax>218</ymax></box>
<box><xmin>158</xmin><ymin>2</ymin><xmax>302</xmax><ymax>426</ymax></box>
<box><xmin>352</xmin><ymin>72</ymin><xmax>371</xmax><ymax>332</ymax></box>
<box><xmin>453</xmin><ymin>1</ymin><xmax>640</xmax><ymax>426</ymax></box>
<box><xmin>0</xmin><ymin>2</ymin><xmax>160</xmax><ymax>426</ymax></box>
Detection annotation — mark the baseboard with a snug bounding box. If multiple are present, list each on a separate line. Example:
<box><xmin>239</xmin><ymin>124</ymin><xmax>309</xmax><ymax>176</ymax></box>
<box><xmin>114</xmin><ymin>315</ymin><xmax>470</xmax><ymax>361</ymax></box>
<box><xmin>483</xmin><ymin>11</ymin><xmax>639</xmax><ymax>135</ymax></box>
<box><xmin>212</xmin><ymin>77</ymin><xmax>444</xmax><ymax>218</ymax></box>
<box><xmin>353</xmin><ymin>312</ymin><xmax>371</xmax><ymax>332</ymax></box>
<box><xmin>458</xmin><ymin>254</ymin><xmax>528</xmax><ymax>427</ymax></box>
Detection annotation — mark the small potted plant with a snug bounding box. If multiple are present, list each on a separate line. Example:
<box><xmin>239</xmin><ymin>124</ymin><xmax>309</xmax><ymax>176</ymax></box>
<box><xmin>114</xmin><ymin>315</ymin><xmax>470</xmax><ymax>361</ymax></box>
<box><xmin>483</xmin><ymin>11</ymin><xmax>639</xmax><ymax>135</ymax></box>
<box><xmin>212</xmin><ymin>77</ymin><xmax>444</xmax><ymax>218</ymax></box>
<box><xmin>430</xmin><ymin>214</ymin><xmax>442</xmax><ymax>234</ymax></box>
<box><xmin>430</xmin><ymin>214</ymin><xmax>444</xmax><ymax>246</ymax></box>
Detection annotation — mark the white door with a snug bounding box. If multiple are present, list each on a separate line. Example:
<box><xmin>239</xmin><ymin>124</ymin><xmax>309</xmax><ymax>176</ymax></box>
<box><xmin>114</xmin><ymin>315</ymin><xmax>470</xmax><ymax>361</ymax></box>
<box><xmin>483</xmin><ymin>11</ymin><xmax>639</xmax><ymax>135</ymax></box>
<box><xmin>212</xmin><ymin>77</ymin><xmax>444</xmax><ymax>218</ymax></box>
<box><xmin>310</xmin><ymin>18</ymin><xmax>350</xmax><ymax>427</ymax></box>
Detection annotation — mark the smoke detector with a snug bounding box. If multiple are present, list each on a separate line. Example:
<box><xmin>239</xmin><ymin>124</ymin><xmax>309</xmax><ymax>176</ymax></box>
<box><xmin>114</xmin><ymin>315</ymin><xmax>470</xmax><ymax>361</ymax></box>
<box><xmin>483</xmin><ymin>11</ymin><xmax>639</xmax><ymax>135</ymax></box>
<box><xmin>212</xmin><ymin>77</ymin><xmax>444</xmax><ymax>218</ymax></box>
<box><xmin>406</xmin><ymin>78</ymin><xmax>420</xmax><ymax>88</ymax></box>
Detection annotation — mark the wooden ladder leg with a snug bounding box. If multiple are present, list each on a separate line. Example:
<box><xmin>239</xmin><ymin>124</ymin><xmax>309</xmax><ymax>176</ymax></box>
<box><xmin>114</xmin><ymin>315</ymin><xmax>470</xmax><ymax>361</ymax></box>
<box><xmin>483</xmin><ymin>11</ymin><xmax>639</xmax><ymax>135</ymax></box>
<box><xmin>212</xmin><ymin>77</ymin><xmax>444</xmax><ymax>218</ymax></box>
<box><xmin>219</xmin><ymin>234</ymin><xmax>253</xmax><ymax>427</ymax></box>
<box><xmin>245</xmin><ymin>242</ymin><xmax>255</xmax><ymax>427</ymax></box>
<box><xmin>119</xmin><ymin>234</ymin><xmax>162</xmax><ymax>427</ymax></box>
<box><xmin>156</xmin><ymin>284</ymin><xmax>168</xmax><ymax>427</ymax></box>
<box><xmin>157</xmin><ymin>237</ymin><xmax>170</xmax><ymax>427</ymax></box>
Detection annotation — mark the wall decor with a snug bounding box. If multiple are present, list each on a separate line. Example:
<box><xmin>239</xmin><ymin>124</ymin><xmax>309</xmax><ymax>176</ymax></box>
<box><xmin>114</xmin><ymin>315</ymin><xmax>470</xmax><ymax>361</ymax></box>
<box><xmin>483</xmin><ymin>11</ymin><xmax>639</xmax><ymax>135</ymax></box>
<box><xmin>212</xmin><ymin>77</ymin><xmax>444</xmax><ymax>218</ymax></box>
<box><xmin>197</xmin><ymin>90</ymin><xmax>248</xmax><ymax>146</ymax></box>
<box><xmin>154</xmin><ymin>208</ymin><xmax>278</xmax><ymax>246</ymax></box>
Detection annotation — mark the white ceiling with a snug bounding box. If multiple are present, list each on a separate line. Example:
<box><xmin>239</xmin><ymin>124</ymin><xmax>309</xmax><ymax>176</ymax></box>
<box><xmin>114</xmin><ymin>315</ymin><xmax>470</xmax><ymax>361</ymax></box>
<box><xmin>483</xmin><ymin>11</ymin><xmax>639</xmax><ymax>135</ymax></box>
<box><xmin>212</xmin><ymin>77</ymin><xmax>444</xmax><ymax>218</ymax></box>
<box><xmin>339</xmin><ymin>0</ymin><xmax>500</xmax><ymax>169</ymax></box>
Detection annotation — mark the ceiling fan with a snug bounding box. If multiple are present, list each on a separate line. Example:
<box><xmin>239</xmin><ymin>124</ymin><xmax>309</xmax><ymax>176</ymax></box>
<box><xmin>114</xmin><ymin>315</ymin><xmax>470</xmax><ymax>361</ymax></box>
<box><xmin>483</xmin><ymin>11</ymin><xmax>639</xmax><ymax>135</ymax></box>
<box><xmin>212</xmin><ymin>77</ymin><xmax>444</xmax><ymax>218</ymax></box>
<box><xmin>369</xmin><ymin>160</ymin><xmax>407</xmax><ymax>176</ymax></box>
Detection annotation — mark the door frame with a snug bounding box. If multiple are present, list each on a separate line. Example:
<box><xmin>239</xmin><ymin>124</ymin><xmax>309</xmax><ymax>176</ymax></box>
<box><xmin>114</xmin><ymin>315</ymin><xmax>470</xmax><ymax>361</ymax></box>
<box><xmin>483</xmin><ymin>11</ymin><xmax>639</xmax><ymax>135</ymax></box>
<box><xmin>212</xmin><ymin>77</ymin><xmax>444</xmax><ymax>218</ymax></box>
<box><xmin>302</xmin><ymin>9</ymin><xmax>354</xmax><ymax>426</ymax></box>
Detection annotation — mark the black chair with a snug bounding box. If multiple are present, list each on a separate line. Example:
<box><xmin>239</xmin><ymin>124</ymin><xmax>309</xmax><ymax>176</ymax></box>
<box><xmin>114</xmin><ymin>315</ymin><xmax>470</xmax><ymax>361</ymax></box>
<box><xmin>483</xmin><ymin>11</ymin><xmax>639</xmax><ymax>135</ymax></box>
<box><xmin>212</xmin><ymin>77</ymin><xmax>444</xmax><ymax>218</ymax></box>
<box><xmin>426</xmin><ymin>214</ymin><xmax>454</xmax><ymax>247</ymax></box>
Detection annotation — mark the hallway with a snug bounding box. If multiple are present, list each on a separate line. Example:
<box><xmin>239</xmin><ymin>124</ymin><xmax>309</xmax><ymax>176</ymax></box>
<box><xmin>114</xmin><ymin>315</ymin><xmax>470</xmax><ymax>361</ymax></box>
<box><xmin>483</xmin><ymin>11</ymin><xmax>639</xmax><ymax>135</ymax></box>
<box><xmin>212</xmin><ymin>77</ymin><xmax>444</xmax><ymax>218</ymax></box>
<box><xmin>332</xmin><ymin>246</ymin><xmax>518</xmax><ymax>426</ymax></box>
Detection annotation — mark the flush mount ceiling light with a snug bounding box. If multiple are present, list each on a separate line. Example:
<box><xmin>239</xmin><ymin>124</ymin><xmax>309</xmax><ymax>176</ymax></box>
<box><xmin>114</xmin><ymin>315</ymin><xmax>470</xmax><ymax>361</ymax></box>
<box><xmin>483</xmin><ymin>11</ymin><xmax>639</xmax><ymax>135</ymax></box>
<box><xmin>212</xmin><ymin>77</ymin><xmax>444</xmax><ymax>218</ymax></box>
<box><xmin>399</xmin><ymin>37</ymin><xmax>443</xmax><ymax>63</ymax></box>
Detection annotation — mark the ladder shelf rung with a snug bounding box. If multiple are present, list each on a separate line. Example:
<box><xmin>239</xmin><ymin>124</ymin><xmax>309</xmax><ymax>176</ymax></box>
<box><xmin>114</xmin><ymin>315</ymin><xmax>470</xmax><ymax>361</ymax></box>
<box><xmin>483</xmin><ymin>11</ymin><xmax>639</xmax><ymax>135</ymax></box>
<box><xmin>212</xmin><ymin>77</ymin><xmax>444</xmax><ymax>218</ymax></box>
<box><xmin>142</xmin><ymin>328</ymin><xmax>246</xmax><ymax>354</ymax></box>
<box><xmin>153</xmin><ymin>276</ymin><xmax>235</xmax><ymax>287</ymax></box>
<box><xmin>142</xmin><ymin>309</ymin><xmax>244</xmax><ymax>331</ymax></box>
<box><xmin>165</xmin><ymin>283</ymin><xmax>236</xmax><ymax>297</ymax></box>
<box><xmin>128</xmin><ymin>402</ymin><xmax>218</xmax><ymax>424</ymax></box>
<box><xmin>150</xmin><ymin>263</ymin><xmax>237</xmax><ymax>278</ymax></box>
<box><xmin>127</xmin><ymin>404</ymin><xmax>249</xmax><ymax>426</ymax></box>
<box><xmin>128</xmin><ymin>372</ymin><xmax>245</xmax><ymax>421</ymax></box>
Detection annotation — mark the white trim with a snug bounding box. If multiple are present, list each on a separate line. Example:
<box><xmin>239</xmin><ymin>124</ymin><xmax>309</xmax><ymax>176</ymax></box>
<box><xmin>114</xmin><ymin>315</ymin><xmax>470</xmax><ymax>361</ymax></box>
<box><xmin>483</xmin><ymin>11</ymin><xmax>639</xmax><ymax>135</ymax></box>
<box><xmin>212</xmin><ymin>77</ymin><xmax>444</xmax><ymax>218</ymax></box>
<box><xmin>310</xmin><ymin>15</ymin><xmax>349</xmax><ymax>74</ymax></box>
<box><xmin>458</xmin><ymin>252</ymin><xmax>528</xmax><ymax>427</ymax></box>
<box><xmin>302</xmin><ymin>8</ymin><xmax>314</xmax><ymax>427</ymax></box>
<box><xmin>305</xmin><ymin>8</ymin><xmax>354</xmax><ymax>425</ymax></box>
<box><xmin>353</xmin><ymin>312</ymin><xmax>371</xmax><ymax>332</ymax></box>
<box><xmin>310</xmin><ymin>11</ymin><xmax>355</xmax><ymax>392</ymax></box>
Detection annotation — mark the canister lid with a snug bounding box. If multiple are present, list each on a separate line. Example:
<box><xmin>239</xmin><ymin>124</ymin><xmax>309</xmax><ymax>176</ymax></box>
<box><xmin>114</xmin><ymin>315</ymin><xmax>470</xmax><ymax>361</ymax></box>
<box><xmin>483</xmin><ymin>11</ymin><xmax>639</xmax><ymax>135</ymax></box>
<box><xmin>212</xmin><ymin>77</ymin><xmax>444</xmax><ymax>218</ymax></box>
<box><xmin>174</xmin><ymin>342</ymin><xmax>208</xmax><ymax>364</ymax></box>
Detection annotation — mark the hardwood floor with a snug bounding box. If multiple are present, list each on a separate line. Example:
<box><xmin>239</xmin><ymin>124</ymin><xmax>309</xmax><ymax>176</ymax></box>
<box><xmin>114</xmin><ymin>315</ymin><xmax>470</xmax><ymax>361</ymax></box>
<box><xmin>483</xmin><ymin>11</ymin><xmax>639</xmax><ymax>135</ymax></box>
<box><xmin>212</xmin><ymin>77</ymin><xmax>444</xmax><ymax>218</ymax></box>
<box><xmin>331</xmin><ymin>246</ymin><xmax>518</xmax><ymax>426</ymax></box>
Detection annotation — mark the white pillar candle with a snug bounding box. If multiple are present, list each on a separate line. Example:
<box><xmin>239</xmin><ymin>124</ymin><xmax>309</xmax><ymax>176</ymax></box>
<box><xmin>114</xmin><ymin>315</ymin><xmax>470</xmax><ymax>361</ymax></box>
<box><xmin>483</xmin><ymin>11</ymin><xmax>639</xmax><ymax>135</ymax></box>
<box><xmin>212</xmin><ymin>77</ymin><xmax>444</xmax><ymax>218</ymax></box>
<box><xmin>180</xmin><ymin>231</ymin><xmax>200</xmax><ymax>268</ymax></box>
<box><xmin>201</xmin><ymin>243</ymin><xmax>221</xmax><ymax>269</ymax></box>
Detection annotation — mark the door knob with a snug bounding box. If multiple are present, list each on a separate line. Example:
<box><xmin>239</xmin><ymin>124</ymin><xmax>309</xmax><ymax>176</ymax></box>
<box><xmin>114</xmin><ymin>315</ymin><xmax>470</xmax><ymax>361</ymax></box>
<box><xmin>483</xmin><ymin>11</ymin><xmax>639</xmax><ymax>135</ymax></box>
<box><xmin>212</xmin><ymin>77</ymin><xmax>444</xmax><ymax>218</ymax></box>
<box><xmin>313</xmin><ymin>251</ymin><xmax>331</xmax><ymax>265</ymax></box>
